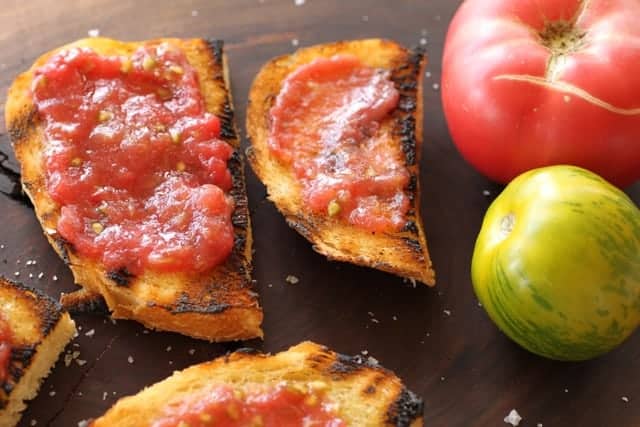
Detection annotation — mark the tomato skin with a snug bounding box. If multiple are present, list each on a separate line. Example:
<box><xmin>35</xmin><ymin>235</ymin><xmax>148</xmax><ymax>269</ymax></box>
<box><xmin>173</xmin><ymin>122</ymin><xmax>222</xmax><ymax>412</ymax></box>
<box><xmin>472</xmin><ymin>166</ymin><xmax>640</xmax><ymax>361</ymax></box>
<box><xmin>442</xmin><ymin>0</ymin><xmax>640</xmax><ymax>188</ymax></box>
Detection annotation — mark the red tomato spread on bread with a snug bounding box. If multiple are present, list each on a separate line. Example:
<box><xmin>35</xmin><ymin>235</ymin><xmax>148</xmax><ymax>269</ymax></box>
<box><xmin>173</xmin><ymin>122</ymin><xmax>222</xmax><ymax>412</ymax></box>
<box><xmin>151</xmin><ymin>382</ymin><xmax>345</xmax><ymax>427</ymax></box>
<box><xmin>0</xmin><ymin>313</ymin><xmax>11</xmax><ymax>383</ymax></box>
<box><xmin>31</xmin><ymin>43</ymin><xmax>235</xmax><ymax>275</ymax></box>
<box><xmin>268</xmin><ymin>54</ymin><xmax>410</xmax><ymax>233</ymax></box>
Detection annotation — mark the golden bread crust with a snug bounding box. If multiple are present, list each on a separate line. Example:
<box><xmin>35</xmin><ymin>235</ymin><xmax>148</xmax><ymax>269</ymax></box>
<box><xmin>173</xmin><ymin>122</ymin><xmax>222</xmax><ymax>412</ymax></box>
<box><xmin>0</xmin><ymin>277</ymin><xmax>76</xmax><ymax>426</ymax></box>
<box><xmin>246</xmin><ymin>39</ymin><xmax>435</xmax><ymax>285</ymax></box>
<box><xmin>91</xmin><ymin>341</ymin><xmax>423</xmax><ymax>427</ymax></box>
<box><xmin>5</xmin><ymin>37</ymin><xmax>263</xmax><ymax>341</ymax></box>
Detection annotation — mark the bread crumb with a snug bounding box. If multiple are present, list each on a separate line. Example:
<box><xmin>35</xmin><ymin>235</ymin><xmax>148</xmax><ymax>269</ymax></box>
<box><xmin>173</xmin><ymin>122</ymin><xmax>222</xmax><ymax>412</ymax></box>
<box><xmin>537</xmin><ymin>423</ymin><xmax>543</xmax><ymax>427</ymax></box>
<box><xmin>166</xmin><ymin>346</ymin><xmax>172</xmax><ymax>352</ymax></box>
<box><xmin>440</xmin><ymin>376</ymin><xmax>445</xmax><ymax>381</ymax></box>
<box><xmin>37</xmin><ymin>272</ymin><xmax>44</xmax><ymax>279</ymax></box>
<box><xmin>49</xmin><ymin>390</ymin><xmax>56</xmax><ymax>397</ymax></box>
<box><xmin>14</xmin><ymin>271</ymin><xmax>19</xmax><ymax>277</ymax></box>
<box><xmin>88</xmin><ymin>29</ymin><xmax>100</xmax><ymax>37</ymax></box>
<box><xmin>504</xmin><ymin>409</ymin><xmax>522</xmax><ymax>426</ymax></box>
<box><xmin>291</xmin><ymin>39</ymin><xmax>299</xmax><ymax>47</ymax></box>
<box><xmin>29</xmin><ymin>273</ymin><xmax>33</xmax><ymax>278</ymax></box>
<box><xmin>285</xmin><ymin>275</ymin><xmax>299</xmax><ymax>284</ymax></box>
<box><xmin>420</xmin><ymin>38</ymin><xmax>428</xmax><ymax>45</ymax></box>
<box><xmin>361</xmin><ymin>15</ymin><xmax>369</xmax><ymax>22</ymax></box>
<box><xmin>53</xmin><ymin>275</ymin><xmax>58</xmax><ymax>281</ymax></box>
<box><xmin>392</xmin><ymin>315</ymin><xmax>398</xmax><ymax>321</ymax></box>
<box><xmin>294</xmin><ymin>0</ymin><xmax>305</xmax><ymax>5</ymax></box>
<box><xmin>443</xmin><ymin>309</ymin><xmax>451</xmax><ymax>316</ymax></box>
<box><xmin>188</xmin><ymin>348</ymin><xmax>196</xmax><ymax>355</ymax></box>
<box><xmin>425</xmin><ymin>71</ymin><xmax>432</xmax><ymax>78</ymax></box>
<box><xmin>622</xmin><ymin>396</ymin><xmax>630</xmax><ymax>402</ymax></box>
<box><xmin>191</xmin><ymin>10</ymin><xmax>199</xmax><ymax>16</ymax></box>
<box><xmin>102</xmin><ymin>392</ymin><xmax>108</xmax><ymax>401</ymax></box>
<box><xmin>127</xmin><ymin>356</ymin><xmax>134</xmax><ymax>364</ymax></box>
<box><xmin>361</xmin><ymin>350</ymin><xmax>368</xmax><ymax>355</ymax></box>
<box><xmin>76</xmin><ymin>359</ymin><xmax>87</xmax><ymax>366</ymax></box>
<box><xmin>564</xmin><ymin>388</ymin><xmax>569</xmax><ymax>393</ymax></box>
<box><xmin>85</xmin><ymin>329</ymin><xmax>95</xmax><ymax>337</ymax></box>
<box><xmin>30</xmin><ymin>419</ymin><xmax>37</xmax><ymax>426</ymax></box>
<box><xmin>432</xmin><ymin>83</ymin><xmax>440</xmax><ymax>91</ymax></box>
<box><xmin>78</xmin><ymin>420</ymin><xmax>90</xmax><ymax>427</ymax></box>
<box><xmin>482</xmin><ymin>190</ymin><xmax>491</xmax><ymax>196</ymax></box>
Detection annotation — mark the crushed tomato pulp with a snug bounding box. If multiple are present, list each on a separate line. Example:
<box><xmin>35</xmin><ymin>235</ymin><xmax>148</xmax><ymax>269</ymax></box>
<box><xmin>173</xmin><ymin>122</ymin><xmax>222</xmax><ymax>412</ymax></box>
<box><xmin>269</xmin><ymin>54</ymin><xmax>409</xmax><ymax>233</ymax></box>
<box><xmin>0</xmin><ymin>313</ymin><xmax>11</xmax><ymax>383</ymax></box>
<box><xmin>32</xmin><ymin>44</ymin><xmax>235</xmax><ymax>275</ymax></box>
<box><xmin>151</xmin><ymin>383</ymin><xmax>346</xmax><ymax>427</ymax></box>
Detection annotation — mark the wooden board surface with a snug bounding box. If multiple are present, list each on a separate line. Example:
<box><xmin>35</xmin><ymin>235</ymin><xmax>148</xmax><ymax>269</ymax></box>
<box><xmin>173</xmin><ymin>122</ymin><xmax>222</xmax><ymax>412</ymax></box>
<box><xmin>1</xmin><ymin>1</ymin><xmax>639</xmax><ymax>426</ymax></box>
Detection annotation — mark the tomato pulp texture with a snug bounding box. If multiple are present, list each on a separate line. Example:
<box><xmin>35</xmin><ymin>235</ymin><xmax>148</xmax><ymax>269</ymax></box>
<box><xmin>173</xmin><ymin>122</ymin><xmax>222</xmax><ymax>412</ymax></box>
<box><xmin>0</xmin><ymin>313</ymin><xmax>11</xmax><ymax>383</ymax></box>
<box><xmin>442</xmin><ymin>0</ymin><xmax>640</xmax><ymax>187</ymax></box>
<box><xmin>269</xmin><ymin>54</ymin><xmax>410</xmax><ymax>233</ymax></box>
<box><xmin>32</xmin><ymin>44</ymin><xmax>235</xmax><ymax>275</ymax></box>
<box><xmin>151</xmin><ymin>383</ymin><xmax>346</xmax><ymax>427</ymax></box>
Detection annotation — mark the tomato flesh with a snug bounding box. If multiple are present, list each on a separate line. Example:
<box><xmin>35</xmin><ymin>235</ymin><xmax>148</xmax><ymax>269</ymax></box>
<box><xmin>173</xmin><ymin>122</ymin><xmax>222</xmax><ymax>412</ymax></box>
<box><xmin>269</xmin><ymin>54</ymin><xmax>409</xmax><ymax>232</ymax></box>
<box><xmin>32</xmin><ymin>44</ymin><xmax>234</xmax><ymax>275</ymax></box>
<box><xmin>151</xmin><ymin>383</ymin><xmax>346</xmax><ymax>427</ymax></box>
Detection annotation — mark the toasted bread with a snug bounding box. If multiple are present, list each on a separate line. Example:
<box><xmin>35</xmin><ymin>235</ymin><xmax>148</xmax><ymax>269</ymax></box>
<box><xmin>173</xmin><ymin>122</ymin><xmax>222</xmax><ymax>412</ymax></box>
<box><xmin>0</xmin><ymin>277</ymin><xmax>76</xmax><ymax>426</ymax></box>
<box><xmin>91</xmin><ymin>341</ymin><xmax>423</xmax><ymax>426</ymax></box>
<box><xmin>246</xmin><ymin>39</ymin><xmax>435</xmax><ymax>285</ymax></box>
<box><xmin>5</xmin><ymin>37</ymin><xmax>262</xmax><ymax>341</ymax></box>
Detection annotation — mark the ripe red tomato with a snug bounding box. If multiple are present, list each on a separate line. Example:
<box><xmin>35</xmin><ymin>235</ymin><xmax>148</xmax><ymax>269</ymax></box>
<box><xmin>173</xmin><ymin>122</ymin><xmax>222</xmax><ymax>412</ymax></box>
<box><xmin>441</xmin><ymin>0</ymin><xmax>640</xmax><ymax>188</ymax></box>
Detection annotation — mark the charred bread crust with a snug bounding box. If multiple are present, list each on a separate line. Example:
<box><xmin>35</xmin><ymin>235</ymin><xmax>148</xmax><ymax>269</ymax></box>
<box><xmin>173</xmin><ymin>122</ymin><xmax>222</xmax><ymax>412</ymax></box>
<box><xmin>5</xmin><ymin>38</ymin><xmax>263</xmax><ymax>341</ymax></box>
<box><xmin>246</xmin><ymin>39</ymin><xmax>435</xmax><ymax>285</ymax></box>
<box><xmin>91</xmin><ymin>341</ymin><xmax>424</xmax><ymax>427</ymax></box>
<box><xmin>0</xmin><ymin>277</ymin><xmax>76</xmax><ymax>424</ymax></box>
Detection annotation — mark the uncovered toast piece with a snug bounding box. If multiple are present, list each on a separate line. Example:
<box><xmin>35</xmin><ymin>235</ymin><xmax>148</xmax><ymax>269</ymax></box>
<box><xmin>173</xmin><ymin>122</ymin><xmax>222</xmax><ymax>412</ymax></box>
<box><xmin>0</xmin><ymin>277</ymin><xmax>76</xmax><ymax>426</ymax></box>
<box><xmin>5</xmin><ymin>37</ymin><xmax>262</xmax><ymax>341</ymax></box>
<box><xmin>91</xmin><ymin>341</ymin><xmax>424</xmax><ymax>427</ymax></box>
<box><xmin>246</xmin><ymin>39</ymin><xmax>435</xmax><ymax>285</ymax></box>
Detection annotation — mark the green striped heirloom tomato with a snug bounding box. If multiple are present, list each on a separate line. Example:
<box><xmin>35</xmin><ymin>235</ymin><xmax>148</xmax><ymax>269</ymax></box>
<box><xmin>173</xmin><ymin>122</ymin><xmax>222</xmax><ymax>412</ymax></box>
<box><xmin>472</xmin><ymin>166</ymin><xmax>640</xmax><ymax>360</ymax></box>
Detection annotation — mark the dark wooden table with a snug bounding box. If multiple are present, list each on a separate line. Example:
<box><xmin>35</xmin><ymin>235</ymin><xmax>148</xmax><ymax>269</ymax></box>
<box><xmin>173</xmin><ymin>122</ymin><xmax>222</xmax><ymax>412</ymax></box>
<box><xmin>1</xmin><ymin>1</ymin><xmax>639</xmax><ymax>426</ymax></box>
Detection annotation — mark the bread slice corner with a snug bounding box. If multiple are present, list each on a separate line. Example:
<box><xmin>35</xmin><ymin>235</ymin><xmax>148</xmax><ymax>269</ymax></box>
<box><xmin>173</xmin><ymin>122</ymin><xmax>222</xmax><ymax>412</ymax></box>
<box><xmin>0</xmin><ymin>277</ymin><xmax>76</xmax><ymax>426</ymax></box>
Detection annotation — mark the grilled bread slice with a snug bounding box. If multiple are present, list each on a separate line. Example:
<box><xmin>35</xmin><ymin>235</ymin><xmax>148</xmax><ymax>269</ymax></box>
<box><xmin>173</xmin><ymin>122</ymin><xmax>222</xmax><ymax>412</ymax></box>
<box><xmin>5</xmin><ymin>37</ymin><xmax>262</xmax><ymax>341</ymax></box>
<box><xmin>91</xmin><ymin>341</ymin><xmax>423</xmax><ymax>426</ymax></box>
<box><xmin>0</xmin><ymin>277</ymin><xmax>76</xmax><ymax>426</ymax></box>
<box><xmin>246</xmin><ymin>39</ymin><xmax>435</xmax><ymax>285</ymax></box>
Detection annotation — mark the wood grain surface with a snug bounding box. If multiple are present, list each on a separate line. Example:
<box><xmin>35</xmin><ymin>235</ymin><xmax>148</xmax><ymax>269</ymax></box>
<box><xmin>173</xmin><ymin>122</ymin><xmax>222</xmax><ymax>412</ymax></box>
<box><xmin>1</xmin><ymin>1</ymin><xmax>639</xmax><ymax>426</ymax></box>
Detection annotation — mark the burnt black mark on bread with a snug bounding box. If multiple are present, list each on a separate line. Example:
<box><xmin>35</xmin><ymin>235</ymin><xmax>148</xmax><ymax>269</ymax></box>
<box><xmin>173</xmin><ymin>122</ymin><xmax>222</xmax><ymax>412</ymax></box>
<box><xmin>61</xmin><ymin>289</ymin><xmax>109</xmax><ymax>314</ymax></box>
<box><xmin>328</xmin><ymin>351</ymin><xmax>381</xmax><ymax>375</ymax></box>
<box><xmin>402</xmin><ymin>220</ymin><xmax>418</xmax><ymax>234</ymax></box>
<box><xmin>53</xmin><ymin>236</ymin><xmax>72</xmax><ymax>265</ymax></box>
<box><xmin>1</xmin><ymin>344</ymin><xmax>39</xmax><ymax>407</ymax></box>
<box><xmin>106</xmin><ymin>268</ymin><xmax>134</xmax><ymax>287</ymax></box>
<box><xmin>7</xmin><ymin>108</ymin><xmax>37</xmax><ymax>144</ymax></box>
<box><xmin>391</xmin><ymin>45</ymin><xmax>423</xmax><ymax>194</ymax></box>
<box><xmin>386</xmin><ymin>387</ymin><xmax>424</xmax><ymax>427</ymax></box>
<box><xmin>206</xmin><ymin>39</ymin><xmax>224</xmax><ymax>67</ymax></box>
<box><xmin>0</xmin><ymin>150</ymin><xmax>31</xmax><ymax>206</ymax></box>
<box><xmin>172</xmin><ymin>292</ymin><xmax>230</xmax><ymax>314</ymax></box>
<box><xmin>219</xmin><ymin>102</ymin><xmax>237</xmax><ymax>140</ymax></box>
<box><xmin>402</xmin><ymin>237</ymin><xmax>423</xmax><ymax>255</ymax></box>
<box><xmin>0</xmin><ymin>278</ymin><xmax>64</xmax><ymax>338</ymax></box>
